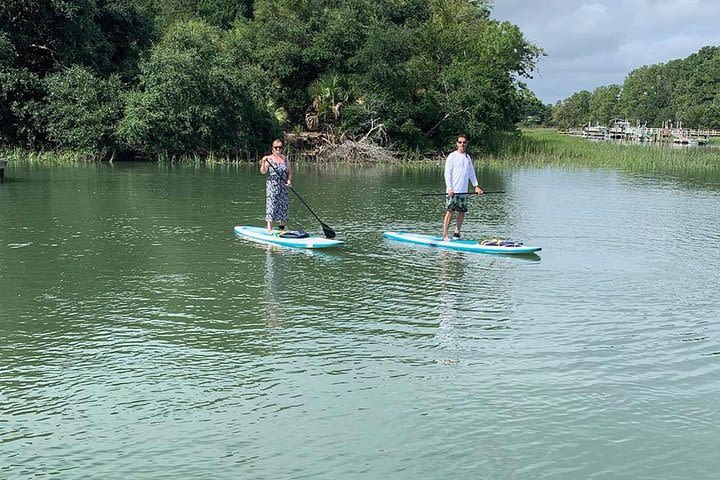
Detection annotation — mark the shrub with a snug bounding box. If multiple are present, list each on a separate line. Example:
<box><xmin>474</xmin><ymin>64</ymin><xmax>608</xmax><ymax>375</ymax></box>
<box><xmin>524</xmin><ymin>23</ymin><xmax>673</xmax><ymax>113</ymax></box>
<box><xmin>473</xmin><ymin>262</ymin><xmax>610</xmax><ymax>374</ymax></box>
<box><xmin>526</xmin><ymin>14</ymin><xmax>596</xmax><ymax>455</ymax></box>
<box><xmin>43</xmin><ymin>66</ymin><xmax>124</xmax><ymax>152</ymax></box>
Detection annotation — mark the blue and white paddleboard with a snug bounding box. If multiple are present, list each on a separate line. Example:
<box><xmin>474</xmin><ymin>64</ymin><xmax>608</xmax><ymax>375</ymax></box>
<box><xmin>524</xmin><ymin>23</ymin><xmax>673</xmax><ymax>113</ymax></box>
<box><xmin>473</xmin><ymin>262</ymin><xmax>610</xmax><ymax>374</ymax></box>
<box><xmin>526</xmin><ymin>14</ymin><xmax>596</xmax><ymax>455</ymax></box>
<box><xmin>384</xmin><ymin>231</ymin><xmax>541</xmax><ymax>255</ymax></box>
<box><xmin>234</xmin><ymin>226</ymin><xmax>344</xmax><ymax>249</ymax></box>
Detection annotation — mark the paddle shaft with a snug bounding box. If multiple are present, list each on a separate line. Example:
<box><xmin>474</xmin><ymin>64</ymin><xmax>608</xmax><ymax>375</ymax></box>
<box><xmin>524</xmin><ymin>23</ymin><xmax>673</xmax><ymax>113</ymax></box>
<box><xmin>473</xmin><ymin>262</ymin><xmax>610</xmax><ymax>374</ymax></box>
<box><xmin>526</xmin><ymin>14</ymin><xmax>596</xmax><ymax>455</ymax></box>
<box><xmin>263</xmin><ymin>158</ymin><xmax>336</xmax><ymax>238</ymax></box>
<box><xmin>420</xmin><ymin>191</ymin><xmax>506</xmax><ymax>196</ymax></box>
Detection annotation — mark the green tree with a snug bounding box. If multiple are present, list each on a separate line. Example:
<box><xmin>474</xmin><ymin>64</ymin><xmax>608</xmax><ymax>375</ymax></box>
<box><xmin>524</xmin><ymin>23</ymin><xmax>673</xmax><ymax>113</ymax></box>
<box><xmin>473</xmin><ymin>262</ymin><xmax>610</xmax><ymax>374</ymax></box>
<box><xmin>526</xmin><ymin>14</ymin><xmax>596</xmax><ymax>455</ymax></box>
<box><xmin>141</xmin><ymin>0</ymin><xmax>254</xmax><ymax>30</ymax></box>
<box><xmin>342</xmin><ymin>19</ymin><xmax>417</xmax><ymax>144</ymax></box>
<box><xmin>0</xmin><ymin>32</ymin><xmax>13</xmax><ymax>65</ymax></box>
<box><xmin>118</xmin><ymin>20</ymin><xmax>278</xmax><ymax>156</ymax></box>
<box><xmin>588</xmin><ymin>84</ymin><xmax>622</xmax><ymax>125</ymax></box>
<box><xmin>673</xmin><ymin>46</ymin><xmax>720</xmax><ymax>128</ymax></box>
<box><xmin>619</xmin><ymin>64</ymin><xmax>671</xmax><ymax>125</ymax></box>
<box><xmin>43</xmin><ymin>65</ymin><xmax>124</xmax><ymax>152</ymax></box>
<box><xmin>0</xmin><ymin>0</ymin><xmax>154</xmax><ymax>78</ymax></box>
<box><xmin>341</xmin><ymin>0</ymin><xmax>540</xmax><ymax>149</ymax></box>
<box><xmin>0</xmin><ymin>67</ymin><xmax>46</xmax><ymax>146</ymax></box>
<box><xmin>552</xmin><ymin>90</ymin><xmax>591</xmax><ymax>129</ymax></box>
<box><xmin>234</xmin><ymin>0</ymin><xmax>377</xmax><ymax>125</ymax></box>
<box><xmin>517</xmin><ymin>87</ymin><xmax>551</xmax><ymax>126</ymax></box>
<box><xmin>2</xmin><ymin>0</ymin><xmax>544</xmax><ymax>156</ymax></box>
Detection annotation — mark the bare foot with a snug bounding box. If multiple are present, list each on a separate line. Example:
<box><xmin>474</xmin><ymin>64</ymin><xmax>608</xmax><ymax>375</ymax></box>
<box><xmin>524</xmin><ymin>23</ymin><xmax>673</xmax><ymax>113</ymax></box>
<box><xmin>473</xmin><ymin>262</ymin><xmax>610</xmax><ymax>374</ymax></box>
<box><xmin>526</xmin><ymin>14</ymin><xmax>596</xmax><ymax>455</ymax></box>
<box><xmin>442</xmin><ymin>236</ymin><xmax>450</xmax><ymax>242</ymax></box>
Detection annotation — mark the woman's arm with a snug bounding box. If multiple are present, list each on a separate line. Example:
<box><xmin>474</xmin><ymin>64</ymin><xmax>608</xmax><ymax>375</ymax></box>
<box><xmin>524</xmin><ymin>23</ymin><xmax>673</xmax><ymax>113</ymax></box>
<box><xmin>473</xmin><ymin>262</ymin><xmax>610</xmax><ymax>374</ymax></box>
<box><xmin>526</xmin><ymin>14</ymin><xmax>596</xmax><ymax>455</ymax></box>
<box><xmin>260</xmin><ymin>156</ymin><xmax>268</xmax><ymax>174</ymax></box>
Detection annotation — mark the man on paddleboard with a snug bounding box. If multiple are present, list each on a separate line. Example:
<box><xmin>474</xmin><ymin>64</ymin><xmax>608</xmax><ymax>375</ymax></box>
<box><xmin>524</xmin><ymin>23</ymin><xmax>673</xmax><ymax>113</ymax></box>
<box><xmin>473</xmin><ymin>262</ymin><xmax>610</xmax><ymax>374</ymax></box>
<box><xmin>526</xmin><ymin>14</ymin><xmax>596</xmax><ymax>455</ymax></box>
<box><xmin>442</xmin><ymin>134</ymin><xmax>483</xmax><ymax>241</ymax></box>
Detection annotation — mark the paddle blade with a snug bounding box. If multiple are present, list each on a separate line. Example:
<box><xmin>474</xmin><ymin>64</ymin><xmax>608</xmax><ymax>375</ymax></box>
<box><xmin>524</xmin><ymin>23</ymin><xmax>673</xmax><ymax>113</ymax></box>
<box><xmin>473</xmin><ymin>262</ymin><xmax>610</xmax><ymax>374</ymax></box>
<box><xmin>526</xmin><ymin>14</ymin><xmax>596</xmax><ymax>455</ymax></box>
<box><xmin>321</xmin><ymin>222</ymin><xmax>336</xmax><ymax>239</ymax></box>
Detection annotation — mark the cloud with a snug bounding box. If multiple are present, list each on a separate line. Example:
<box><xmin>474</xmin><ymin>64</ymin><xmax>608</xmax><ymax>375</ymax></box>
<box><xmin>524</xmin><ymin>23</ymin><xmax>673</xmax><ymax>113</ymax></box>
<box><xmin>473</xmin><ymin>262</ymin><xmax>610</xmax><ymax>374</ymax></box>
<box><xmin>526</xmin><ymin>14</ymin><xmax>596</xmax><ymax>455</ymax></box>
<box><xmin>492</xmin><ymin>0</ymin><xmax>720</xmax><ymax>102</ymax></box>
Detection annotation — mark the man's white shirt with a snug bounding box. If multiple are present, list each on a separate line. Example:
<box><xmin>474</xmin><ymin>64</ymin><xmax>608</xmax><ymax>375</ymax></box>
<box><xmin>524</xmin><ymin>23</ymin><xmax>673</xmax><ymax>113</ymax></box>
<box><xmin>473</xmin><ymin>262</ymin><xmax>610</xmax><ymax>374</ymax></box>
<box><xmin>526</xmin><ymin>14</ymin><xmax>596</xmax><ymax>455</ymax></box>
<box><xmin>444</xmin><ymin>151</ymin><xmax>478</xmax><ymax>193</ymax></box>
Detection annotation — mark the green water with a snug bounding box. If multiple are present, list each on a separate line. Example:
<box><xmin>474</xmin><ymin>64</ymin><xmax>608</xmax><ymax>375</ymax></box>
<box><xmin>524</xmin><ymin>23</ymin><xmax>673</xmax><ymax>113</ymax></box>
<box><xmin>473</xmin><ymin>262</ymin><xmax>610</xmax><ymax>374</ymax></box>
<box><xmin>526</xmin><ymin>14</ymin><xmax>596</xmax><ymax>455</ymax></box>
<box><xmin>1</xmin><ymin>162</ymin><xmax>719</xmax><ymax>479</ymax></box>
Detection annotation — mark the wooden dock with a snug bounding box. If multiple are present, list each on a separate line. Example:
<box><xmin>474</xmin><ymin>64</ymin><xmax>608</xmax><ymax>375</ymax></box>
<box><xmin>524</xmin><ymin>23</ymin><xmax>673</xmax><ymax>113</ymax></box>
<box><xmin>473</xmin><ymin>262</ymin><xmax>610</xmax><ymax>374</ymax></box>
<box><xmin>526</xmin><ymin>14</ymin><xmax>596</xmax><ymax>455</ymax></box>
<box><xmin>0</xmin><ymin>157</ymin><xmax>6</xmax><ymax>182</ymax></box>
<box><xmin>565</xmin><ymin>121</ymin><xmax>720</xmax><ymax>143</ymax></box>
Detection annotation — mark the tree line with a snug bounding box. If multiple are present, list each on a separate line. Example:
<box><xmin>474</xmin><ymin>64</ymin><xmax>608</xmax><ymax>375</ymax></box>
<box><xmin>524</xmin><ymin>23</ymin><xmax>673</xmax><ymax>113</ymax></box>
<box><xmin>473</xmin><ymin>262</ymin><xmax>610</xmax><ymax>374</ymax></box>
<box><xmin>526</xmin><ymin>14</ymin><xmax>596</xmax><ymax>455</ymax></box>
<box><xmin>0</xmin><ymin>0</ymin><xmax>542</xmax><ymax>158</ymax></box>
<box><xmin>551</xmin><ymin>46</ymin><xmax>720</xmax><ymax>129</ymax></box>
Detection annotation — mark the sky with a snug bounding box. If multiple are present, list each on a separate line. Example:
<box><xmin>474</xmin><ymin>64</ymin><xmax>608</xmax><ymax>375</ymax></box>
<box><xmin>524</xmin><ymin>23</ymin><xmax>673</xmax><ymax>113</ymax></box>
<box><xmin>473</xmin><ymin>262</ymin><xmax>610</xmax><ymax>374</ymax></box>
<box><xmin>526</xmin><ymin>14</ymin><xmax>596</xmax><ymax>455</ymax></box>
<box><xmin>491</xmin><ymin>0</ymin><xmax>720</xmax><ymax>104</ymax></box>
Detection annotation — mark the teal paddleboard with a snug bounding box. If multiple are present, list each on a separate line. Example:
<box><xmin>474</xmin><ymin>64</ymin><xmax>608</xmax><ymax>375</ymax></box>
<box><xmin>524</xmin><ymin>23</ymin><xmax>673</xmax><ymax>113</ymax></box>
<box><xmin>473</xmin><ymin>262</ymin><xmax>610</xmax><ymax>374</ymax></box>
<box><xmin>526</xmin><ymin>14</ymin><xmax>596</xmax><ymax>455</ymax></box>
<box><xmin>384</xmin><ymin>231</ymin><xmax>541</xmax><ymax>255</ymax></box>
<box><xmin>234</xmin><ymin>226</ymin><xmax>344</xmax><ymax>249</ymax></box>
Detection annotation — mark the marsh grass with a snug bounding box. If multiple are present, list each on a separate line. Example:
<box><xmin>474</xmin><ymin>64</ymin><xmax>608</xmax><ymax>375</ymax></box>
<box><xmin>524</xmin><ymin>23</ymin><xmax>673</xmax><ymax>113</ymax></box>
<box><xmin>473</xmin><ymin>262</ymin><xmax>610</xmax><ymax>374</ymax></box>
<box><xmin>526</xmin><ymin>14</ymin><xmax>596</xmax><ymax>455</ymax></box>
<box><xmin>3</xmin><ymin>129</ymin><xmax>719</xmax><ymax>170</ymax></box>
<box><xmin>0</xmin><ymin>148</ymin><xmax>103</xmax><ymax>165</ymax></box>
<box><xmin>0</xmin><ymin>148</ymin><xmax>262</xmax><ymax>166</ymax></box>
<box><xmin>484</xmin><ymin>129</ymin><xmax>720</xmax><ymax>171</ymax></box>
<box><xmin>156</xmin><ymin>151</ymin><xmax>260</xmax><ymax>165</ymax></box>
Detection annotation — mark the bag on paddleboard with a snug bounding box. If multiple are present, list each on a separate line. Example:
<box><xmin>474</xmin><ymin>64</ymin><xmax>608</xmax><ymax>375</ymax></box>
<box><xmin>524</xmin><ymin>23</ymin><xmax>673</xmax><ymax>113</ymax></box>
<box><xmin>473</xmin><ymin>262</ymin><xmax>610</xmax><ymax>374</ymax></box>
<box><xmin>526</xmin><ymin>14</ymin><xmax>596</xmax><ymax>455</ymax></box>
<box><xmin>279</xmin><ymin>229</ymin><xmax>310</xmax><ymax>239</ymax></box>
<box><xmin>480</xmin><ymin>239</ymin><xmax>524</xmax><ymax>247</ymax></box>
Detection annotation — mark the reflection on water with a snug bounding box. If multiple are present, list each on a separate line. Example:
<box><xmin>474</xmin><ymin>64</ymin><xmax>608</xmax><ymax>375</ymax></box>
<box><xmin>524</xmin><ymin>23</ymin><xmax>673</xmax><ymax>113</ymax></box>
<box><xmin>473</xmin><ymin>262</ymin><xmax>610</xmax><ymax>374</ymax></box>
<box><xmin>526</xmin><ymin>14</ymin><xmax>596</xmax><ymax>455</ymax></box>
<box><xmin>264</xmin><ymin>247</ymin><xmax>284</xmax><ymax>327</ymax></box>
<box><xmin>435</xmin><ymin>250</ymin><xmax>465</xmax><ymax>362</ymax></box>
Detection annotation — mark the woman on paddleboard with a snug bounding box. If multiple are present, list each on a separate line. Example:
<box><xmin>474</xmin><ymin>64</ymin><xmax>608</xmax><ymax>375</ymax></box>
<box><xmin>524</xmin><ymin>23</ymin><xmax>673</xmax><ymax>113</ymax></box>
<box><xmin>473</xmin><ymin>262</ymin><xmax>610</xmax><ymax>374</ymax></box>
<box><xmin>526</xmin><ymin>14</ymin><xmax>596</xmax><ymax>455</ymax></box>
<box><xmin>260</xmin><ymin>139</ymin><xmax>293</xmax><ymax>233</ymax></box>
<box><xmin>442</xmin><ymin>134</ymin><xmax>483</xmax><ymax>241</ymax></box>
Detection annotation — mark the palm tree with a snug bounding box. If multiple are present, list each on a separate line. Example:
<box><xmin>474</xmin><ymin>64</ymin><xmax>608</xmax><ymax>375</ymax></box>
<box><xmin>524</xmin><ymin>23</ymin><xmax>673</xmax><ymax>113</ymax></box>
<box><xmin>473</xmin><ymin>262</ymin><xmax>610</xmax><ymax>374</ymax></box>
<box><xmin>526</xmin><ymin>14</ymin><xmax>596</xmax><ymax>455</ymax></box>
<box><xmin>306</xmin><ymin>73</ymin><xmax>349</xmax><ymax>131</ymax></box>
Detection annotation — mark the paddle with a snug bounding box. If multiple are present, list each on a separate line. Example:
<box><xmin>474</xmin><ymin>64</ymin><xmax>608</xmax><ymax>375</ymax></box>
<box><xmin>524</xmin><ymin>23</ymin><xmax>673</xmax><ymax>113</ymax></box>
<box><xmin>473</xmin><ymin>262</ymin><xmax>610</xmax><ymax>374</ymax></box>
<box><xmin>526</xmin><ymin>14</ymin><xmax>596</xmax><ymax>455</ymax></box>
<box><xmin>420</xmin><ymin>191</ymin><xmax>506</xmax><ymax>196</ymax></box>
<box><xmin>264</xmin><ymin>159</ymin><xmax>336</xmax><ymax>239</ymax></box>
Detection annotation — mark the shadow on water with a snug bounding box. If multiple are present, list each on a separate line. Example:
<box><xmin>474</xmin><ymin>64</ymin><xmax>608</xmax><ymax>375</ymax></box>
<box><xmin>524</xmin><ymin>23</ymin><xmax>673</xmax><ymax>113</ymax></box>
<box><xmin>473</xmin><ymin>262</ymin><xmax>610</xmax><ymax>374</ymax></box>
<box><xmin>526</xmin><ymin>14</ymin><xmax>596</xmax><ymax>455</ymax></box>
<box><xmin>232</xmin><ymin>233</ymin><xmax>344</xmax><ymax>261</ymax></box>
<box><xmin>381</xmin><ymin>236</ymin><xmax>542</xmax><ymax>263</ymax></box>
<box><xmin>510</xmin><ymin>252</ymin><xmax>542</xmax><ymax>262</ymax></box>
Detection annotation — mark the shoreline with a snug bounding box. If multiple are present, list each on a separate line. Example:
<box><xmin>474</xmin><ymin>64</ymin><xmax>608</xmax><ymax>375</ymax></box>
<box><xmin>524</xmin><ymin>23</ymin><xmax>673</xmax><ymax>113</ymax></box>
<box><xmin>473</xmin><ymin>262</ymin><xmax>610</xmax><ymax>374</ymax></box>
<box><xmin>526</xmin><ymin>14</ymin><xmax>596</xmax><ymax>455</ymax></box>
<box><xmin>3</xmin><ymin>129</ymin><xmax>720</xmax><ymax>171</ymax></box>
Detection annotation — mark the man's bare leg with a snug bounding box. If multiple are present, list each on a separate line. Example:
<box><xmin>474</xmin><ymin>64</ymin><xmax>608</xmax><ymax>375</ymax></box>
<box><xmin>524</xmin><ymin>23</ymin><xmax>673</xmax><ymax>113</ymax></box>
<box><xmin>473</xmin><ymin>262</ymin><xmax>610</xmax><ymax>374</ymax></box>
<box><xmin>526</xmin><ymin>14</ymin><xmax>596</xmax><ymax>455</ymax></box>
<box><xmin>442</xmin><ymin>211</ymin><xmax>453</xmax><ymax>241</ymax></box>
<box><xmin>455</xmin><ymin>212</ymin><xmax>465</xmax><ymax>237</ymax></box>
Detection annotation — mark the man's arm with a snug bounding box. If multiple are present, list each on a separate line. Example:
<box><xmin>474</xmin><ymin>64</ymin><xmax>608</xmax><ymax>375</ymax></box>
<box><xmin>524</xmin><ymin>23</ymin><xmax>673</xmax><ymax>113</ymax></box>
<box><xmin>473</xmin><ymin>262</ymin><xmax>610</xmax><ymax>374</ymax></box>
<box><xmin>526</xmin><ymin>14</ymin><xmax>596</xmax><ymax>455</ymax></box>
<box><xmin>468</xmin><ymin>162</ymin><xmax>478</xmax><ymax>189</ymax></box>
<box><xmin>444</xmin><ymin>154</ymin><xmax>454</xmax><ymax>194</ymax></box>
<box><xmin>468</xmin><ymin>156</ymin><xmax>482</xmax><ymax>194</ymax></box>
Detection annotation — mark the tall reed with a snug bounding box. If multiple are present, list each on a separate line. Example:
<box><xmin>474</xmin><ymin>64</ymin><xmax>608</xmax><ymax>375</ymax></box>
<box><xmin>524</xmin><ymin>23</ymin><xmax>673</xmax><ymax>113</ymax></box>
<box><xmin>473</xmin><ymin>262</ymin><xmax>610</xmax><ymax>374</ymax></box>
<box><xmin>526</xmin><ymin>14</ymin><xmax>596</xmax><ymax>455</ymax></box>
<box><xmin>0</xmin><ymin>148</ymin><xmax>101</xmax><ymax>165</ymax></box>
<box><xmin>485</xmin><ymin>129</ymin><xmax>720</xmax><ymax>171</ymax></box>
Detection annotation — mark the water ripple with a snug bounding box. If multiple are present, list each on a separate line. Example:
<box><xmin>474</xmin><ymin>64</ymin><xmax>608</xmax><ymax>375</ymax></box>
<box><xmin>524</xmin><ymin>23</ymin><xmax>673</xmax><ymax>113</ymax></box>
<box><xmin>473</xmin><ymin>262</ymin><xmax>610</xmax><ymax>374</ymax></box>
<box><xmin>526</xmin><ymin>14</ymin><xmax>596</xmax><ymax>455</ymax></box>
<box><xmin>2</xmin><ymin>164</ymin><xmax>720</xmax><ymax>478</ymax></box>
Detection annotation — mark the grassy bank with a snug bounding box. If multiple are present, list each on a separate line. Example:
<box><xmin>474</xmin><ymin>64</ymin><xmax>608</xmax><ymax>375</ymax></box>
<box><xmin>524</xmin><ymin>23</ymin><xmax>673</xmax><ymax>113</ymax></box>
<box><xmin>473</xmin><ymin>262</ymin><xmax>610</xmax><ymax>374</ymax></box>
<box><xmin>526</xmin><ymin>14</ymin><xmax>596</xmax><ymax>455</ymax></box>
<box><xmin>0</xmin><ymin>148</ymin><xmax>104</xmax><ymax>165</ymax></box>
<box><xmin>0</xmin><ymin>148</ymin><xmax>262</xmax><ymax>165</ymax></box>
<box><xmin>484</xmin><ymin>129</ymin><xmax>720</xmax><ymax>170</ymax></box>
<box><xmin>4</xmin><ymin>129</ymin><xmax>720</xmax><ymax>170</ymax></box>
